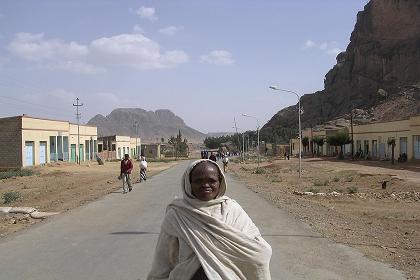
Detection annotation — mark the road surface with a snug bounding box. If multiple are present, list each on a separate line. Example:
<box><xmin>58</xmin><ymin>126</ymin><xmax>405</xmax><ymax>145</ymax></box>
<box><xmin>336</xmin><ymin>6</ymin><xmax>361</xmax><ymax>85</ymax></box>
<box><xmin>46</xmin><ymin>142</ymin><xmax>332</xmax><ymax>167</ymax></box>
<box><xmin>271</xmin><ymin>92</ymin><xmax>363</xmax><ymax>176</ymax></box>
<box><xmin>0</xmin><ymin>160</ymin><xmax>406</xmax><ymax>279</ymax></box>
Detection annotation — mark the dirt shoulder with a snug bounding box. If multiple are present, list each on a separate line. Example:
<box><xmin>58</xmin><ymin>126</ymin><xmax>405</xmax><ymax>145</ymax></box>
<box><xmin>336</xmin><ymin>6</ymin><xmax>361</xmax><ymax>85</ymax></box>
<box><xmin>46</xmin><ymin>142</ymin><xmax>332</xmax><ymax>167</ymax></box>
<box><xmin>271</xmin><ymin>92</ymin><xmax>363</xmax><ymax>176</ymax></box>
<box><xmin>0</xmin><ymin>160</ymin><xmax>179</xmax><ymax>237</ymax></box>
<box><xmin>229</xmin><ymin>157</ymin><xmax>420</xmax><ymax>280</ymax></box>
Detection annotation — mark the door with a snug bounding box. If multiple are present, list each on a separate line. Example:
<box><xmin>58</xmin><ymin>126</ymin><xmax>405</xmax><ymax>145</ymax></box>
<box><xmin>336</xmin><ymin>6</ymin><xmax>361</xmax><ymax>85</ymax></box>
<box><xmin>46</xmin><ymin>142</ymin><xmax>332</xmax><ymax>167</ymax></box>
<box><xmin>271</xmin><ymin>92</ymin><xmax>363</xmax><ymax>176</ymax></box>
<box><xmin>399</xmin><ymin>137</ymin><xmax>407</xmax><ymax>156</ymax></box>
<box><xmin>79</xmin><ymin>144</ymin><xmax>84</xmax><ymax>162</ymax></box>
<box><xmin>25</xmin><ymin>142</ymin><xmax>34</xmax><ymax>166</ymax></box>
<box><xmin>414</xmin><ymin>136</ymin><xmax>420</xmax><ymax>160</ymax></box>
<box><xmin>379</xmin><ymin>143</ymin><xmax>386</xmax><ymax>159</ymax></box>
<box><xmin>39</xmin><ymin>142</ymin><xmax>47</xmax><ymax>164</ymax></box>
<box><xmin>70</xmin><ymin>144</ymin><xmax>76</xmax><ymax>162</ymax></box>
<box><xmin>372</xmin><ymin>140</ymin><xmax>378</xmax><ymax>159</ymax></box>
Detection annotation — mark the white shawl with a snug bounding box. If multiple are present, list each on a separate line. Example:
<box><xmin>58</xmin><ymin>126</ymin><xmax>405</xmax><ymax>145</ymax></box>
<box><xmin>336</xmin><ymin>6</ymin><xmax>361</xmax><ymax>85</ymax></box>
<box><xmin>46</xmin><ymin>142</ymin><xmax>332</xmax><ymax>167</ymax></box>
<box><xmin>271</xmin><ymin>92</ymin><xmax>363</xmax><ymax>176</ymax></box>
<box><xmin>148</xmin><ymin>159</ymin><xmax>272</xmax><ymax>280</ymax></box>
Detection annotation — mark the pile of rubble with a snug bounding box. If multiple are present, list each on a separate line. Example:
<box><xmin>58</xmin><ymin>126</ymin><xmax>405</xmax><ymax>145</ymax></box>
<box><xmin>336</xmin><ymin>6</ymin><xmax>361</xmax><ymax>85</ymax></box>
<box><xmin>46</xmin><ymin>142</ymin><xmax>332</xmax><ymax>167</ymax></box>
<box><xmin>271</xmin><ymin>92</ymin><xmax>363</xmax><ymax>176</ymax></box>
<box><xmin>0</xmin><ymin>207</ymin><xmax>59</xmax><ymax>219</ymax></box>
<box><xmin>293</xmin><ymin>191</ymin><xmax>420</xmax><ymax>202</ymax></box>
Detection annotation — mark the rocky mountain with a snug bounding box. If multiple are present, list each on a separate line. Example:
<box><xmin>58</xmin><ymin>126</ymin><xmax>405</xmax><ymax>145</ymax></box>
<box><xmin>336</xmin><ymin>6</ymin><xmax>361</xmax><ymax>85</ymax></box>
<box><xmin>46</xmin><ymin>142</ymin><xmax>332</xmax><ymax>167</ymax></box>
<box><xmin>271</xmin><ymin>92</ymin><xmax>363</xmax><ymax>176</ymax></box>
<box><xmin>263</xmin><ymin>0</ymin><xmax>420</xmax><ymax>141</ymax></box>
<box><xmin>87</xmin><ymin>108</ymin><xmax>206</xmax><ymax>143</ymax></box>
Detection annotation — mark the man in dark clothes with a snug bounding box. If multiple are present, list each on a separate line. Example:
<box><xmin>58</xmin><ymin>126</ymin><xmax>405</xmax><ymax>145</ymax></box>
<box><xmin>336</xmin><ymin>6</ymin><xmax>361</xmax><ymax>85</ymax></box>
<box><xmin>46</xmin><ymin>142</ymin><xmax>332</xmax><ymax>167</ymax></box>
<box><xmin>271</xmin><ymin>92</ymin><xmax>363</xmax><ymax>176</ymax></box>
<box><xmin>120</xmin><ymin>154</ymin><xmax>133</xmax><ymax>193</ymax></box>
<box><xmin>209</xmin><ymin>152</ymin><xmax>217</xmax><ymax>162</ymax></box>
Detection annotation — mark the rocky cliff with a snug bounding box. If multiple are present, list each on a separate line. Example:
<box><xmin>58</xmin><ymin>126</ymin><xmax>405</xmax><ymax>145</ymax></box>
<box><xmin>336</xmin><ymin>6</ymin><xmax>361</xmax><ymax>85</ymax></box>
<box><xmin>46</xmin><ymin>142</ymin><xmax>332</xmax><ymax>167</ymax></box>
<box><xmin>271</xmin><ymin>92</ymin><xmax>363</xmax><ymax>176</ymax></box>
<box><xmin>87</xmin><ymin>108</ymin><xmax>206</xmax><ymax>143</ymax></box>
<box><xmin>263</xmin><ymin>0</ymin><xmax>420</xmax><ymax>141</ymax></box>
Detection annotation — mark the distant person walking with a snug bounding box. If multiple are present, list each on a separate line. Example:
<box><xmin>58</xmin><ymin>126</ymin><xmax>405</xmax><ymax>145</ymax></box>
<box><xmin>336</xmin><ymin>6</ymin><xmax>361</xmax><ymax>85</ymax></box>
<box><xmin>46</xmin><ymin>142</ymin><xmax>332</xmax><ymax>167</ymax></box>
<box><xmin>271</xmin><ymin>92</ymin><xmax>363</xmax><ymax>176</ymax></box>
<box><xmin>140</xmin><ymin>156</ymin><xmax>148</xmax><ymax>182</ymax></box>
<box><xmin>120</xmin><ymin>154</ymin><xmax>133</xmax><ymax>193</ymax></box>
<box><xmin>222</xmin><ymin>156</ymin><xmax>229</xmax><ymax>172</ymax></box>
<box><xmin>209</xmin><ymin>152</ymin><xmax>217</xmax><ymax>162</ymax></box>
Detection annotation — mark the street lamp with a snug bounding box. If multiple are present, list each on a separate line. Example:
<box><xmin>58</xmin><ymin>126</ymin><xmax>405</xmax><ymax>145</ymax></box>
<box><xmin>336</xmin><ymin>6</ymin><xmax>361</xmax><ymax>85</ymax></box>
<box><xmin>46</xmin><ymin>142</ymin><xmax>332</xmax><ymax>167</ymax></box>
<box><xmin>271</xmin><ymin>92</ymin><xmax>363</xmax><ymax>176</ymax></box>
<box><xmin>241</xmin><ymin>114</ymin><xmax>260</xmax><ymax>167</ymax></box>
<box><xmin>233</xmin><ymin>126</ymin><xmax>246</xmax><ymax>161</ymax></box>
<box><xmin>269</xmin><ymin>85</ymin><xmax>302</xmax><ymax>178</ymax></box>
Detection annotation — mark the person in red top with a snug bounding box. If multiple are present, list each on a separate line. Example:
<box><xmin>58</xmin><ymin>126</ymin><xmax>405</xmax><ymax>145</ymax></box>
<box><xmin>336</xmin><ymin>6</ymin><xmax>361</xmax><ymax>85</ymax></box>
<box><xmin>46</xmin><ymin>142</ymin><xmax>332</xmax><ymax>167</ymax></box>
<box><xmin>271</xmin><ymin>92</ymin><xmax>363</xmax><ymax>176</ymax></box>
<box><xmin>120</xmin><ymin>154</ymin><xmax>133</xmax><ymax>193</ymax></box>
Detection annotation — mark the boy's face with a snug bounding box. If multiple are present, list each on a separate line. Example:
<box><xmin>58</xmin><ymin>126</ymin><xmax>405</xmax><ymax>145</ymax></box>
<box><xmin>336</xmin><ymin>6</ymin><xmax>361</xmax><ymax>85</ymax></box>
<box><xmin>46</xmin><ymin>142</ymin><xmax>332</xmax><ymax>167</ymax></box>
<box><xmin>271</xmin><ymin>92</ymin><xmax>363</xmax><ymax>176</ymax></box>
<box><xmin>190</xmin><ymin>162</ymin><xmax>221</xmax><ymax>201</ymax></box>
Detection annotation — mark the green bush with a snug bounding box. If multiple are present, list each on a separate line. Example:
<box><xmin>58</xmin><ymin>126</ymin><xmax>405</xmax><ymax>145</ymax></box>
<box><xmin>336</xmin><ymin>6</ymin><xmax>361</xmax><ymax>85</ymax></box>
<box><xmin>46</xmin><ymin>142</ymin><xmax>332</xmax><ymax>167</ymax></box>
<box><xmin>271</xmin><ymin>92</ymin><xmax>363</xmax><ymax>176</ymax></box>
<box><xmin>347</xmin><ymin>186</ymin><xmax>358</xmax><ymax>194</ymax></box>
<box><xmin>333</xmin><ymin>177</ymin><xmax>340</xmax><ymax>182</ymax></box>
<box><xmin>307</xmin><ymin>188</ymin><xmax>319</xmax><ymax>194</ymax></box>
<box><xmin>254</xmin><ymin>167</ymin><xmax>266</xmax><ymax>174</ymax></box>
<box><xmin>0</xmin><ymin>169</ymin><xmax>34</xmax><ymax>180</ymax></box>
<box><xmin>313</xmin><ymin>180</ymin><xmax>323</xmax><ymax>187</ymax></box>
<box><xmin>345</xmin><ymin>176</ymin><xmax>354</xmax><ymax>182</ymax></box>
<box><xmin>2</xmin><ymin>191</ymin><xmax>22</xmax><ymax>204</ymax></box>
<box><xmin>314</xmin><ymin>180</ymin><xmax>329</xmax><ymax>187</ymax></box>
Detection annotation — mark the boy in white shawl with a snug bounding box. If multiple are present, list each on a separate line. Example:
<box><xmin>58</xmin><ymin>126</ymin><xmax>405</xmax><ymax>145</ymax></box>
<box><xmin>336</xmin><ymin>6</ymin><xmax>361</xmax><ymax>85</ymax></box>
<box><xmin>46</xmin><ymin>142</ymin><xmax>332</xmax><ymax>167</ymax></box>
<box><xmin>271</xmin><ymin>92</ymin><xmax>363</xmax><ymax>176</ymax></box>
<box><xmin>147</xmin><ymin>159</ymin><xmax>272</xmax><ymax>280</ymax></box>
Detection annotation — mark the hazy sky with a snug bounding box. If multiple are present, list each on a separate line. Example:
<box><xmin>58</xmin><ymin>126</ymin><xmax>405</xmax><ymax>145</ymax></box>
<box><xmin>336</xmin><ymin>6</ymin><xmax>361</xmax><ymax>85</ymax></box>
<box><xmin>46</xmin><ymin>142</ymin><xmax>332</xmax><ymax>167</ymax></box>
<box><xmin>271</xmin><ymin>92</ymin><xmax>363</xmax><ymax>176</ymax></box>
<box><xmin>0</xmin><ymin>0</ymin><xmax>368</xmax><ymax>133</ymax></box>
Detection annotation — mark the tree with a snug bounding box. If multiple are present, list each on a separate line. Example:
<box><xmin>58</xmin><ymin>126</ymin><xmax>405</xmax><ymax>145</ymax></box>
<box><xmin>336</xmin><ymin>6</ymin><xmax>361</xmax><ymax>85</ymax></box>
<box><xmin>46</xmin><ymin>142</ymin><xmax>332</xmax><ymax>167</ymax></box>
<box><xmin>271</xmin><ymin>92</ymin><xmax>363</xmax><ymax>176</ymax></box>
<box><xmin>387</xmin><ymin>138</ymin><xmax>396</xmax><ymax>164</ymax></box>
<box><xmin>327</xmin><ymin>132</ymin><xmax>351</xmax><ymax>159</ymax></box>
<box><xmin>312</xmin><ymin>136</ymin><xmax>325</xmax><ymax>156</ymax></box>
<box><xmin>302</xmin><ymin>137</ymin><xmax>309</xmax><ymax>153</ymax></box>
<box><xmin>161</xmin><ymin>137</ymin><xmax>165</xmax><ymax>143</ymax></box>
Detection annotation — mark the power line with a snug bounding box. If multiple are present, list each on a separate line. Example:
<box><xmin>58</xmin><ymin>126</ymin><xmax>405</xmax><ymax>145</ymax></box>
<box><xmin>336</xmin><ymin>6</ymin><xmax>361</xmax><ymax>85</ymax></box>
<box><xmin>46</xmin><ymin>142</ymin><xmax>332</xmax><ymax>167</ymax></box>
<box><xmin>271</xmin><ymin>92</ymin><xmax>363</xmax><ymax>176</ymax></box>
<box><xmin>0</xmin><ymin>94</ymin><xmax>73</xmax><ymax>115</ymax></box>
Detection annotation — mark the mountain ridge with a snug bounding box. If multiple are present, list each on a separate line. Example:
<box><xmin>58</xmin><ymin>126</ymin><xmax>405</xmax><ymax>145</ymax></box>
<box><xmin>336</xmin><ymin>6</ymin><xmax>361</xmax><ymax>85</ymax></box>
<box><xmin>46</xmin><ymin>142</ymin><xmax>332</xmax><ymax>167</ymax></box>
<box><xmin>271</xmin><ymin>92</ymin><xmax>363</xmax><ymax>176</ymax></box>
<box><xmin>87</xmin><ymin>108</ymin><xmax>206</xmax><ymax>143</ymax></box>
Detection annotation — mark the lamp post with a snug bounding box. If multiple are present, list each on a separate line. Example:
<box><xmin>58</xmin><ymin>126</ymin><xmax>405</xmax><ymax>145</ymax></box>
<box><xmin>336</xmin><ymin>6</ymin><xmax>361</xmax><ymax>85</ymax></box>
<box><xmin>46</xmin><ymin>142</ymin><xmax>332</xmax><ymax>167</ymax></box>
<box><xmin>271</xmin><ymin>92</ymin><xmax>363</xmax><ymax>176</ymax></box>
<box><xmin>241</xmin><ymin>114</ymin><xmax>260</xmax><ymax>167</ymax></box>
<box><xmin>233</xmin><ymin>126</ymin><xmax>246</xmax><ymax>161</ymax></box>
<box><xmin>269</xmin><ymin>85</ymin><xmax>302</xmax><ymax>178</ymax></box>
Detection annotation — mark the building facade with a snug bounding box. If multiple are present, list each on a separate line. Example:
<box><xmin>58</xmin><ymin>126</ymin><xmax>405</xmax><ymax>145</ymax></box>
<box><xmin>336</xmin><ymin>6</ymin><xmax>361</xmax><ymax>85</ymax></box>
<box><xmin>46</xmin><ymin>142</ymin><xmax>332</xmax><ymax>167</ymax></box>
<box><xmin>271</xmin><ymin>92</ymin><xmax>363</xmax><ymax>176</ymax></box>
<box><xmin>0</xmin><ymin>115</ymin><xmax>97</xmax><ymax>168</ymax></box>
<box><xmin>141</xmin><ymin>143</ymin><xmax>162</xmax><ymax>159</ymax></box>
<box><xmin>352</xmin><ymin>116</ymin><xmax>420</xmax><ymax>161</ymax></box>
<box><xmin>290</xmin><ymin>115</ymin><xmax>420</xmax><ymax>161</ymax></box>
<box><xmin>97</xmin><ymin>135</ymin><xmax>141</xmax><ymax>161</ymax></box>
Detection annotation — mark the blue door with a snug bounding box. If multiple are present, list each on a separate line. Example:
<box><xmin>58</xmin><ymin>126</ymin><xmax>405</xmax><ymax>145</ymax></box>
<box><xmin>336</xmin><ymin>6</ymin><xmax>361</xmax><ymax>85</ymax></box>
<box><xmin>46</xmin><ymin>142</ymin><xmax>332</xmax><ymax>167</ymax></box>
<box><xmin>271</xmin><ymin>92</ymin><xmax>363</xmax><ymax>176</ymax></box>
<box><xmin>39</xmin><ymin>142</ymin><xmax>47</xmax><ymax>164</ymax></box>
<box><xmin>379</xmin><ymin>143</ymin><xmax>385</xmax><ymax>159</ymax></box>
<box><xmin>414</xmin><ymin>136</ymin><xmax>420</xmax><ymax>160</ymax></box>
<box><xmin>25</xmin><ymin>142</ymin><xmax>34</xmax><ymax>166</ymax></box>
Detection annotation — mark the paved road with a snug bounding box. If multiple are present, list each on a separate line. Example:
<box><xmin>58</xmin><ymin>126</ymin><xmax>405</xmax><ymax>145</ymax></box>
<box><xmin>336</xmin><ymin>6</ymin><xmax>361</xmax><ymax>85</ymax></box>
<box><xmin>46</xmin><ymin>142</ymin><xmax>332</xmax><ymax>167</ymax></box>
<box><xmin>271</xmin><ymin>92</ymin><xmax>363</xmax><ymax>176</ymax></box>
<box><xmin>0</xmin><ymin>161</ymin><xmax>406</xmax><ymax>280</ymax></box>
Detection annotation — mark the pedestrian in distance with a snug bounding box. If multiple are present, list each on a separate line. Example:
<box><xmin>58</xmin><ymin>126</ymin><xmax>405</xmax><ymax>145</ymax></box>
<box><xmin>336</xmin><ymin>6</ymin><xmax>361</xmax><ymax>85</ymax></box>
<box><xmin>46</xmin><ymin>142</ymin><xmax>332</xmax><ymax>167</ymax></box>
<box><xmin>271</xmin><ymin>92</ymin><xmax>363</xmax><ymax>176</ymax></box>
<box><xmin>120</xmin><ymin>154</ymin><xmax>133</xmax><ymax>193</ymax></box>
<box><xmin>222</xmin><ymin>156</ymin><xmax>229</xmax><ymax>172</ymax></box>
<box><xmin>209</xmin><ymin>152</ymin><xmax>217</xmax><ymax>162</ymax></box>
<box><xmin>147</xmin><ymin>159</ymin><xmax>272</xmax><ymax>280</ymax></box>
<box><xmin>140</xmin><ymin>156</ymin><xmax>148</xmax><ymax>182</ymax></box>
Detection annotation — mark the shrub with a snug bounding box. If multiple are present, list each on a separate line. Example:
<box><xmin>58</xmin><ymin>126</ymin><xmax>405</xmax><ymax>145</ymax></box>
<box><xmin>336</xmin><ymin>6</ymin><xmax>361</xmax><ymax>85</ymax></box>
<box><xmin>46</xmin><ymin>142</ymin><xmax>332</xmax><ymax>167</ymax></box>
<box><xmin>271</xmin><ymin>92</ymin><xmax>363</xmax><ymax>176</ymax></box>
<box><xmin>345</xmin><ymin>176</ymin><xmax>354</xmax><ymax>182</ymax></box>
<box><xmin>347</xmin><ymin>186</ymin><xmax>358</xmax><ymax>194</ymax></box>
<box><xmin>254</xmin><ymin>168</ymin><xmax>266</xmax><ymax>174</ymax></box>
<box><xmin>307</xmin><ymin>188</ymin><xmax>319</xmax><ymax>194</ymax></box>
<box><xmin>333</xmin><ymin>177</ymin><xmax>340</xmax><ymax>182</ymax></box>
<box><xmin>0</xmin><ymin>169</ymin><xmax>34</xmax><ymax>180</ymax></box>
<box><xmin>313</xmin><ymin>180</ymin><xmax>323</xmax><ymax>187</ymax></box>
<box><xmin>2</xmin><ymin>191</ymin><xmax>22</xmax><ymax>204</ymax></box>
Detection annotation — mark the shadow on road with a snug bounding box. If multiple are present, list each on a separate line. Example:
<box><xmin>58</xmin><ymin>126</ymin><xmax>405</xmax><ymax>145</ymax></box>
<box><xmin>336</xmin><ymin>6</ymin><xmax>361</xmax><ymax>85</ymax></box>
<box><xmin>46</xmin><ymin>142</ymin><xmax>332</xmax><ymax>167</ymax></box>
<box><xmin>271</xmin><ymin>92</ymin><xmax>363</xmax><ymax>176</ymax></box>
<box><xmin>110</xmin><ymin>231</ymin><xmax>159</xmax><ymax>235</ymax></box>
<box><xmin>262</xmin><ymin>234</ymin><xmax>325</xmax><ymax>239</ymax></box>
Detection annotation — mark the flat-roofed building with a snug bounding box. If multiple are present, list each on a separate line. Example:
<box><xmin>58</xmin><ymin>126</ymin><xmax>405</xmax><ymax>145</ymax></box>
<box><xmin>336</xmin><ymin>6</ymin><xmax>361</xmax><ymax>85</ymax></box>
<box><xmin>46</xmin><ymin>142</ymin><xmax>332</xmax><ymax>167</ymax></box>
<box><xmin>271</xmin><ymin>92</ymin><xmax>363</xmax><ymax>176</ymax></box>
<box><xmin>97</xmin><ymin>135</ymin><xmax>141</xmax><ymax>161</ymax></box>
<box><xmin>353</xmin><ymin>115</ymin><xmax>420</xmax><ymax>161</ymax></box>
<box><xmin>0</xmin><ymin>115</ymin><xmax>97</xmax><ymax>168</ymax></box>
<box><xmin>141</xmin><ymin>143</ymin><xmax>162</xmax><ymax>159</ymax></box>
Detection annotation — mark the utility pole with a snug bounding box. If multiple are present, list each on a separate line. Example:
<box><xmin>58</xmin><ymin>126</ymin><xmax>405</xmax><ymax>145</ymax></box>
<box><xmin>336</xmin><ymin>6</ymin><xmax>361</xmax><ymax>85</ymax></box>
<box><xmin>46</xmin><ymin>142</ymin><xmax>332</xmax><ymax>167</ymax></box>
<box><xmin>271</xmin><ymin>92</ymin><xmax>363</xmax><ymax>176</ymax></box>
<box><xmin>73</xmin><ymin>98</ymin><xmax>83</xmax><ymax>165</ymax></box>
<box><xmin>134</xmin><ymin>121</ymin><xmax>139</xmax><ymax>160</ymax></box>
<box><xmin>233</xmin><ymin>118</ymin><xmax>242</xmax><ymax>159</ymax></box>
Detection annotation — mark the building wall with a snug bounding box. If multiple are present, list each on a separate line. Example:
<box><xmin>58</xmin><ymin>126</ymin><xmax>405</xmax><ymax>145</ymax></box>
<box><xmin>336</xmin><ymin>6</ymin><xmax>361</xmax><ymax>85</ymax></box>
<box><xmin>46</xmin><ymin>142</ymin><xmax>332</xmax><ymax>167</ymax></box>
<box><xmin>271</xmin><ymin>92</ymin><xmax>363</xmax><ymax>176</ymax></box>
<box><xmin>290</xmin><ymin>139</ymin><xmax>301</xmax><ymax>156</ymax></box>
<box><xmin>115</xmin><ymin>136</ymin><xmax>131</xmax><ymax>159</ymax></box>
<box><xmin>0</xmin><ymin>115</ymin><xmax>98</xmax><ymax>168</ymax></box>
<box><xmin>0</xmin><ymin>117</ymin><xmax>22</xmax><ymax>168</ymax></box>
<box><xmin>21</xmin><ymin>117</ymin><xmax>69</xmax><ymax>166</ymax></box>
<box><xmin>130</xmin><ymin>137</ymin><xmax>141</xmax><ymax>159</ymax></box>
<box><xmin>141</xmin><ymin>144</ymin><xmax>161</xmax><ymax>159</ymax></box>
<box><xmin>352</xmin><ymin>118</ymin><xmax>416</xmax><ymax>160</ymax></box>
<box><xmin>69</xmin><ymin>123</ymin><xmax>98</xmax><ymax>162</ymax></box>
